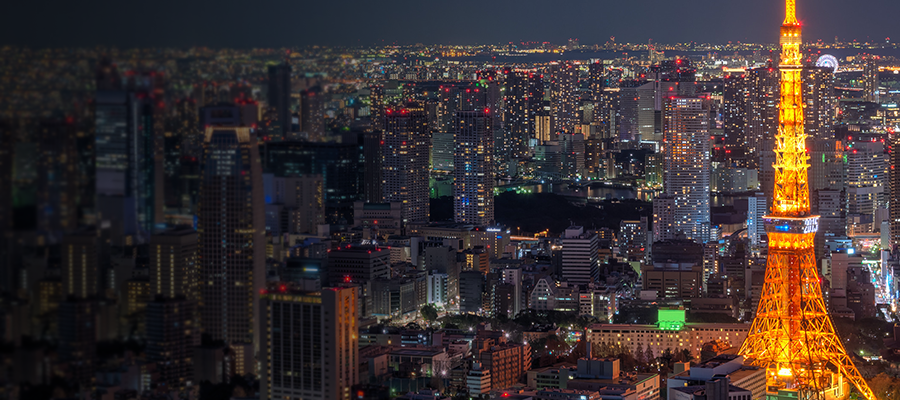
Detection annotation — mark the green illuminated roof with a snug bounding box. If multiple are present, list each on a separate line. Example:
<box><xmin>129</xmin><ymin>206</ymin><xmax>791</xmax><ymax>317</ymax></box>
<box><xmin>657</xmin><ymin>308</ymin><xmax>686</xmax><ymax>331</ymax></box>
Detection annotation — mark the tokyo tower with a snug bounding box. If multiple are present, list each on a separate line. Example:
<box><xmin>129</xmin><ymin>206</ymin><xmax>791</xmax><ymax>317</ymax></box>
<box><xmin>737</xmin><ymin>0</ymin><xmax>876</xmax><ymax>399</ymax></box>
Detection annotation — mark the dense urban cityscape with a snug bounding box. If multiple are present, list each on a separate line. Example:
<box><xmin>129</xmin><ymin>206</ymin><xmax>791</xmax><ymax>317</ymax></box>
<box><xmin>4</xmin><ymin>0</ymin><xmax>900</xmax><ymax>399</ymax></box>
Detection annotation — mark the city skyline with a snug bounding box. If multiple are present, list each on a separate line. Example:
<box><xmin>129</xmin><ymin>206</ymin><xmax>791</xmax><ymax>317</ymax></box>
<box><xmin>2</xmin><ymin>0</ymin><xmax>899</xmax><ymax>48</ymax></box>
<box><xmin>2</xmin><ymin>0</ymin><xmax>900</xmax><ymax>399</ymax></box>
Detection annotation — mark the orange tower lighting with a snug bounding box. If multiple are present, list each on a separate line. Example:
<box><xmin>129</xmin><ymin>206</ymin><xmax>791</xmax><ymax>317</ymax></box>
<box><xmin>737</xmin><ymin>0</ymin><xmax>876</xmax><ymax>399</ymax></box>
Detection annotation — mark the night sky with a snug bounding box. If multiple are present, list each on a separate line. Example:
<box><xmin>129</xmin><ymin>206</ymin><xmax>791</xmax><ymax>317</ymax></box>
<box><xmin>3</xmin><ymin>0</ymin><xmax>896</xmax><ymax>48</ymax></box>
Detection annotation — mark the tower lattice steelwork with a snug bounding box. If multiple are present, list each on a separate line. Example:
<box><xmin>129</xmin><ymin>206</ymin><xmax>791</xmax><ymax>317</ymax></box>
<box><xmin>738</xmin><ymin>1</ymin><xmax>875</xmax><ymax>399</ymax></box>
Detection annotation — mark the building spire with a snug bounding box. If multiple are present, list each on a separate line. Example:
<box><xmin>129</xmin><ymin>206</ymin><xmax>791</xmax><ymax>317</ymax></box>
<box><xmin>783</xmin><ymin>0</ymin><xmax>798</xmax><ymax>25</ymax></box>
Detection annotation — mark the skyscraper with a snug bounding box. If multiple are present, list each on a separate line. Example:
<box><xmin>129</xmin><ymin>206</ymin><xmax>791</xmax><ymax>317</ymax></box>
<box><xmin>892</xmin><ymin>135</ymin><xmax>900</xmax><ymax>247</ymax></box>
<box><xmin>550</xmin><ymin>62</ymin><xmax>579</xmax><ymax>134</ymax></box>
<box><xmin>745</xmin><ymin>66</ymin><xmax>780</xmax><ymax>170</ymax></box>
<box><xmin>845</xmin><ymin>132</ymin><xmax>888</xmax><ymax>235</ymax></box>
<box><xmin>260</xmin><ymin>287</ymin><xmax>359</xmax><ymax>400</ymax></box>
<box><xmin>363</xmin><ymin>130</ymin><xmax>383</xmax><ymax>203</ymax></box>
<box><xmin>149</xmin><ymin>226</ymin><xmax>197</xmax><ymax>299</ymax></box>
<box><xmin>197</xmin><ymin>127</ymin><xmax>265</xmax><ymax>353</ymax></box>
<box><xmin>660</xmin><ymin>97</ymin><xmax>711</xmax><ymax>242</ymax></box>
<box><xmin>267</xmin><ymin>62</ymin><xmax>292</xmax><ymax>137</ymax></box>
<box><xmin>62</xmin><ymin>228</ymin><xmax>103</xmax><ymax>299</ymax></box>
<box><xmin>300</xmin><ymin>88</ymin><xmax>324</xmax><ymax>136</ymax></box>
<box><xmin>146</xmin><ymin>296</ymin><xmax>195</xmax><ymax>389</ymax></box>
<box><xmin>453</xmin><ymin>109</ymin><xmax>494</xmax><ymax>225</ymax></box>
<box><xmin>263</xmin><ymin>141</ymin><xmax>361</xmax><ymax>224</ymax></box>
<box><xmin>505</xmin><ymin>70</ymin><xmax>543</xmax><ymax>157</ymax></box>
<box><xmin>382</xmin><ymin>106</ymin><xmax>430</xmax><ymax>225</ymax></box>
<box><xmin>560</xmin><ymin>226</ymin><xmax>600</xmax><ymax>286</ymax></box>
<box><xmin>723</xmin><ymin>72</ymin><xmax>749</xmax><ymax>165</ymax></box>
<box><xmin>95</xmin><ymin>83</ymin><xmax>162</xmax><ymax>242</ymax></box>
<box><xmin>802</xmin><ymin>66</ymin><xmax>836</xmax><ymax>140</ymax></box>
<box><xmin>863</xmin><ymin>55</ymin><xmax>880</xmax><ymax>103</ymax></box>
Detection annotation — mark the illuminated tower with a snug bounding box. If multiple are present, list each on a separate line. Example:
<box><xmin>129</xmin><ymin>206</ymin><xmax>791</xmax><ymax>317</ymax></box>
<box><xmin>738</xmin><ymin>1</ymin><xmax>875</xmax><ymax>399</ymax></box>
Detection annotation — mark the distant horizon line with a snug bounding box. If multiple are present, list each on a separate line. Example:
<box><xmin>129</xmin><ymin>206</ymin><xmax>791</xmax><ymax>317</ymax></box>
<box><xmin>1</xmin><ymin>39</ymin><xmax>895</xmax><ymax>51</ymax></box>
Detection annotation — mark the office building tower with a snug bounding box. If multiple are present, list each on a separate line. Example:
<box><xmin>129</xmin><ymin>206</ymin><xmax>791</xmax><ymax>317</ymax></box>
<box><xmin>31</xmin><ymin>120</ymin><xmax>80</xmax><ymax>236</ymax></box>
<box><xmin>550</xmin><ymin>62</ymin><xmax>579</xmax><ymax>134</ymax></box>
<box><xmin>747</xmin><ymin>193</ymin><xmax>767</xmax><ymax>249</ymax></box>
<box><xmin>454</xmin><ymin>109</ymin><xmax>494</xmax><ymax>225</ymax></box>
<box><xmin>723</xmin><ymin>72</ymin><xmax>748</xmax><ymax>164</ymax></box>
<box><xmin>803</xmin><ymin>66</ymin><xmax>836</xmax><ymax>139</ymax></box>
<box><xmin>559</xmin><ymin>132</ymin><xmax>585</xmax><ymax>178</ymax></box>
<box><xmin>59</xmin><ymin>298</ymin><xmax>97</xmax><ymax>386</ymax></box>
<box><xmin>382</xmin><ymin>106</ymin><xmax>430</xmax><ymax>224</ymax></box>
<box><xmin>300</xmin><ymin>88</ymin><xmax>324</xmax><ymax>136</ymax></box>
<box><xmin>363</xmin><ymin>130</ymin><xmax>383</xmax><ymax>203</ymax></box>
<box><xmin>560</xmin><ymin>226</ymin><xmax>600</xmax><ymax>286</ymax></box>
<box><xmin>149</xmin><ymin>226</ymin><xmax>197</xmax><ymax>299</ymax></box>
<box><xmin>95</xmin><ymin>76</ymin><xmax>164</xmax><ymax>241</ymax></box>
<box><xmin>745</xmin><ymin>66</ymin><xmax>779</xmax><ymax>170</ymax></box>
<box><xmin>268</xmin><ymin>63</ymin><xmax>292</xmax><ymax>136</ymax></box>
<box><xmin>146</xmin><ymin>296</ymin><xmax>195</xmax><ymax>389</ymax></box>
<box><xmin>326</xmin><ymin>245</ymin><xmax>390</xmax><ymax>287</ymax></box>
<box><xmin>505</xmin><ymin>70</ymin><xmax>544</xmax><ymax>157</ymax></box>
<box><xmin>62</xmin><ymin>228</ymin><xmax>104</xmax><ymax>299</ymax></box>
<box><xmin>198</xmin><ymin>127</ymin><xmax>265</xmax><ymax>349</ymax></box>
<box><xmin>164</xmin><ymin>98</ymin><xmax>200</xmax><ymax>213</ymax></box>
<box><xmin>893</xmin><ymin>135</ymin><xmax>900</xmax><ymax>247</ymax></box>
<box><xmin>619</xmin><ymin>217</ymin><xmax>648</xmax><ymax>260</ymax></box>
<box><xmin>264</xmin><ymin>175</ymin><xmax>325</xmax><ymax>235</ymax></box>
<box><xmin>660</xmin><ymin>97</ymin><xmax>711</xmax><ymax>242</ymax></box>
<box><xmin>596</xmin><ymin>86</ymin><xmax>621</xmax><ymax>140</ymax></box>
<box><xmin>617</xmin><ymin>81</ymin><xmax>643</xmax><ymax>141</ymax></box>
<box><xmin>264</xmin><ymin>141</ymin><xmax>361</xmax><ymax>224</ymax></box>
<box><xmin>845</xmin><ymin>132</ymin><xmax>888</xmax><ymax>235</ymax></box>
<box><xmin>369</xmin><ymin>84</ymin><xmax>385</xmax><ymax>128</ymax></box>
<box><xmin>863</xmin><ymin>56</ymin><xmax>880</xmax><ymax>103</ymax></box>
<box><xmin>589</xmin><ymin>62</ymin><xmax>606</xmax><ymax>103</ymax></box>
<box><xmin>459</xmin><ymin>270</ymin><xmax>485</xmax><ymax>314</ymax></box>
<box><xmin>260</xmin><ymin>288</ymin><xmax>358</xmax><ymax>400</ymax></box>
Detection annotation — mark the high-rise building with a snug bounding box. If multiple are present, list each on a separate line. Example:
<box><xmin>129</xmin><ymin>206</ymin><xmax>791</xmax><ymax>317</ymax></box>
<box><xmin>454</xmin><ymin>109</ymin><xmax>494</xmax><ymax>225</ymax></box>
<box><xmin>260</xmin><ymin>287</ymin><xmax>359</xmax><ymax>400</ymax></box>
<box><xmin>363</xmin><ymin>130</ymin><xmax>383</xmax><ymax>203</ymax></box>
<box><xmin>263</xmin><ymin>141</ymin><xmax>361</xmax><ymax>224</ymax></box>
<box><xmin>505</xmin><ymin>70</ymin><xmax>544</xmax><ymax>157</ymax></box>
<box><xmin>560</xmin><ymin>226</ymin><xmax>600</xmax><ymax>286</ymax></box>
<box><xmin>95</xmin><ymin>77</ymin><xmax>164</xmax><ymax>241</ymax></box>
<box><xmin>559</xmin><ymin>132</ymin><xmax>586</xmax><ymax>178</ymax></box>
<box><xmin>300</xmin><ymin>88</ymin><xmax>324</xmax><ymax>136</ymax></box>
<box><xmin>62</xmin><ymin>228</ymin><xmax>104</xmax><ymax>299</ymax></box>
<box><xmin>268</xmin><ymin>63</ymin><xmax>292</xmax><ymax>137</ymax></box>
<box><xmin>723</xmin><ymin>72</ymin><xmax>748</xmax><ymax>165</ymax></box>
<box><xmin>747</xmin><ymin>193</ymin><xmax>768</xmax><ymax>249</ymax></box>
<box><xmin>863</xmin><ymin>56</ymin><xmax>880</xmax><ymax>103</ymax></box>
<box><xmin>618</xmin><ymin>217</ymin><xmax>648</xmax><ymax>260</ymax></box>
<box><xmin>382</xmin><ymin>106</ymin><xmax>430</xmax><ymax>225</ymax></box>
<box><xmin>198</xmin><ymin>127</ymin><xmax>265</xmax><ymax>350</ymax></box>
<box><xmin>149</xmin><ymin>226</ymin><xmax>197</xmax><ymax>299</ymax></box>
<box><xmin>459</xmin><ymin>270</ymin><xmax>485</xmax><ymax>314</ymax></box>
<box><xmin>892</xmin><ymin>135</ymin><xmax>900</xmax><ymax>247</ymax></box>
<box><xmin>325</xmin><ymin>245</ymin><xmax>390</xmax><ymax>286</ymax></box>
<box><xmin>803</xmin><ymin>66</ymin><xmax>836</xmax><ymax>140</ymax></box>
<box><xmin>660</xmin><ymin>97</ymin><xmax>711</xmax><ymax>242</ymax></box>
<box><xmin>845</xmin><ymin>132</ymin><xmax>888</xmax><ymax>235</ymax></box>
<box><xmin>369</xmin><ymin>84</ymin><xmax>385</xmax><ymax>129</ymax></box>
<box><xmin>264</xmin><ymin>175</ymin><xmax>325</xmax><ymax>235</ymax></box>
<box><xmin>745</xmin><ymin>66</ymin><xmax>779</xmax><ymax>170</ymax></box>
<box><xmin>550</xmin><ymin>62</ymin><xmax>580</xmax><ymax>134</ymax></box>
<box><xmin>146</xmin><ymin>296</ymin><xmax>195</xmax><ymax>389</ymax></box>
<box><xmin>59</xmin><ymin>298</ymin><xmax>97</xmax><ymax>386</ymax></box>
